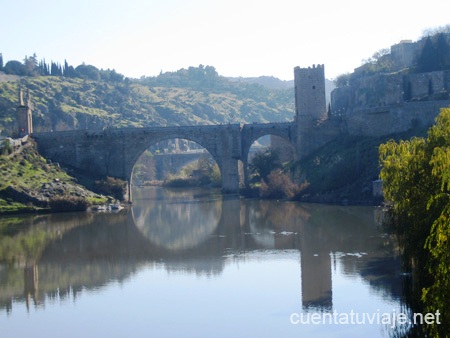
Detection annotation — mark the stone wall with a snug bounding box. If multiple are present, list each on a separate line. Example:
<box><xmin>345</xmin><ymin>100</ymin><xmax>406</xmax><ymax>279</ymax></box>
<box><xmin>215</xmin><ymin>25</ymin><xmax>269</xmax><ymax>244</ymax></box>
<box><xmin>346</xmin><ymin>100</ymin><xmax>450</xmax><ymax>137</ymax></box>
<box><xmin>331</xmin><ymin>70</ymin><xmax>450</xmax><ymax>137</ymax></box>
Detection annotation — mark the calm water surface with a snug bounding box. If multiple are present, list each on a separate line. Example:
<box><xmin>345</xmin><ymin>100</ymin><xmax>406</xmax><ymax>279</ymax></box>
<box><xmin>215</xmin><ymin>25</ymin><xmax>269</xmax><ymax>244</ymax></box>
<box><xmin>0</xmin><ymin>187</ymin><xmax>408</xmax><ymax>338</ymax></box>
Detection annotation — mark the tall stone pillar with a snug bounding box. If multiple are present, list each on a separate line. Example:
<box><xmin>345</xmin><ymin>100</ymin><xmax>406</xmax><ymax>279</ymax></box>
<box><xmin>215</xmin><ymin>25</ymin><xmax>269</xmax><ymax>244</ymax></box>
<box><xmin>221</xmin><ymin>158</ymin><xmax>240</xmax><ymax>193</ymax></box>
<box><xmin>17</xmin><ymin>88</ymin><xmax>33</xmax><ymax>137</ymax></box>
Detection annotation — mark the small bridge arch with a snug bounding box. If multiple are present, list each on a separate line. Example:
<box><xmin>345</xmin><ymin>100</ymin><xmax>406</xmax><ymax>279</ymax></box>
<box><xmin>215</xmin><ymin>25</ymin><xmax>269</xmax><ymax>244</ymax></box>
<box><xmin>240</xmin><ymin>122</ymin><xmax>297</xmax><ymax>187</ymax></box>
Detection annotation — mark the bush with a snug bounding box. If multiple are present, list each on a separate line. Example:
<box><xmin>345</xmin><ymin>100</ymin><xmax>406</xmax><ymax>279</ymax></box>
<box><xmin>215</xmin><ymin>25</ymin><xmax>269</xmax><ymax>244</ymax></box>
<box><xmin>1</xmin><ymin>139</ymin><xmax>12</xmax><ymax>156</ymax></box>
<box><xmin>49</xmin><ymin>195</ymin><xmax>90</xmax><ymax>212</ymax></box>
<box><xmin>94</xmin><ymin>177</ymin><xmax>127</xmax><ymax>201</ymax></box>
<box><xmin>260</xmin><ymin>170</ymin><xmax>306</xmax><ymax>199</ymax></box>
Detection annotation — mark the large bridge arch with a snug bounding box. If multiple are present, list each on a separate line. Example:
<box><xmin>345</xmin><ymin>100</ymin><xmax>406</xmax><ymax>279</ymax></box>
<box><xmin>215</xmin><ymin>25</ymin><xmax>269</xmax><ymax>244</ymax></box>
<box><xmin>130</xmin><ymin>138</ymin><xmax>217</xmax><ymax>183</ymax></box>
<box><xmin>120</xmin><ymin>125</ymin><xmax>242</xmax><ymax>196</ymax></box>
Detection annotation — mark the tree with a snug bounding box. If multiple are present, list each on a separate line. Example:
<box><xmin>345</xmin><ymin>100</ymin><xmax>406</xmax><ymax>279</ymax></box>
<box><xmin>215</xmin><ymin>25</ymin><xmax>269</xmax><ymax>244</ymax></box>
<box><xmin>38</xmin><ymin>59</ymin><xmax>50</xmax><ymax>75</ymax></box>
<box><xmin>0</xmin><ymin>53</ymin><xmax>3</xmax><ymax>70</ymax></box>
<box><xmin>23</xmin><ymin>53</ymin><xmax>38</xmax><ymax>76</ymax></box>
<box><xmin>417</xmin><ymin>37</ymin><xmax>439</xmax><ymax>73</ymax></box>
<box><xmin>435</xmin><ymin>33</ymin><xmax>450</xmax><ymax>71</ymax></box>
<box><xmin>3</xmin><ymin>60</ymin><xmax>26</xmax><ymax>75</ymax></box>
<box><xmin>379</xmin><ymin>108</ymin><xmax>450</xmax><ymax>337</ymax></box>
<box><xmin>334</xmin><ymin>73</ymin><xmax>351</xmax><ymax>87</ymax></box>
<box><xmin>249</xmin><ymin>149</ymin><xmax>281</xmax><ymax>183</ymax></box>
<box><xmin>50</xmin><ymin>61</ymin><xmax>62</xmax><ymax>76</ymax></box>
<box><xmin>260</xmin><ymin>170</ymin><xmax>302</xmax><ymax>199</ymax></box>
<box><xmin>75</xmin><ymin>64</ymin><xmax>100</xmax><ymax>81</ymax></box>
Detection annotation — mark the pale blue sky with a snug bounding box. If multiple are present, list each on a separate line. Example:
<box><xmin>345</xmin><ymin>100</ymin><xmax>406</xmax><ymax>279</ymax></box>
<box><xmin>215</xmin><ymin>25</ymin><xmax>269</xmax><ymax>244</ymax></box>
<box><xmin>1</xmin><ymin>0</ymin><xmax>449</xmax><ymax>80</ymax></box>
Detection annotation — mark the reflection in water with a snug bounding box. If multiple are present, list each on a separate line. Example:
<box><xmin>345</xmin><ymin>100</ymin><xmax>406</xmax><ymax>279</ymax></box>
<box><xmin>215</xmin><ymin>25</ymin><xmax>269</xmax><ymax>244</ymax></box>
<box><xmin>0</xmin><ymin>187</ymin><xmax>405</xmax><ymax>338</ymax></box>
<box><xmin>132</xmin><ymin>188</ymin><xmax>222</xmax><ymax>250</ymax></box>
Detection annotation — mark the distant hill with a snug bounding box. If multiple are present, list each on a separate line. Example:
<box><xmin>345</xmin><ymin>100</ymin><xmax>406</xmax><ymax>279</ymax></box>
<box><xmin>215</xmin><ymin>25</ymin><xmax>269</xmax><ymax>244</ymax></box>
<box><xmin>228</xmin><ymin>76</ymin><xmax>294</xmax><ymax>90</ymax></box>
<box><xmin>0</xmin><ymin>65</ymin><xmax>295</xmax><ymax>136</ymax></box>
<box><xmin>228</xmin><ymin>75</ymin><xmax>335</xmax><ymax>106</ymax></box>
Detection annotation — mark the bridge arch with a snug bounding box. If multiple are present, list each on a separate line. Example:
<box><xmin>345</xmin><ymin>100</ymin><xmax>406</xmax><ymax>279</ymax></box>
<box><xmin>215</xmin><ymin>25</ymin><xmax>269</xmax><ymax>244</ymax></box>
<box><xmin>131</xmin><ymin>138</ymin><xmax>217</xmax><ymax>184</ymax></box>
<box><xmin>120</xmin><ymin>125</ymin><xmax>242</xmax><ymax>196</ymax></box>
<box><xmin>240</xmin><ymin>123</ymin><xmax>297</xmax><ymax>187</ymax></box>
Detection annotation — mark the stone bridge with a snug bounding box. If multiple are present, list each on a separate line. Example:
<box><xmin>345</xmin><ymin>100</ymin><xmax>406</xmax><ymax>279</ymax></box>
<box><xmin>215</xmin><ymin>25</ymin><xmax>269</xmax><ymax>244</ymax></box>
<box><xmin>32</xmin><ymin>122</ymin><xmax>297</xmax><ymax>198</ymax></box>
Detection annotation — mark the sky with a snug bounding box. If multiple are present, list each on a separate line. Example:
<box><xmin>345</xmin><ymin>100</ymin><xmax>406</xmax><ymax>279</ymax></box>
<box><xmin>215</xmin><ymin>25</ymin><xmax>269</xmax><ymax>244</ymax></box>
<box><xmin>1</xmin><ymin>0</ymin><xmax>449</xmax><ymax>81</ymax></box>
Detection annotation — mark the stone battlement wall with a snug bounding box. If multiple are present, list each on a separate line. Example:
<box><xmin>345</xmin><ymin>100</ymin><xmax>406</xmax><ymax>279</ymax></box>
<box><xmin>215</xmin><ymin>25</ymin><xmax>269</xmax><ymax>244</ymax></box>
<box><xmin>330</xmin><ymin>70</ymin><xmax>450</xmax><ymax>137</ymax></box>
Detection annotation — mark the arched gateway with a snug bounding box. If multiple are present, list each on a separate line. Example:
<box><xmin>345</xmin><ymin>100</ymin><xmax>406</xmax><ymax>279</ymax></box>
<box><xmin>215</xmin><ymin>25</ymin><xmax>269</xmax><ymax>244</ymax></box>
<box><xmin>32</xmin><ymin>122</ymin><xmax>297</xmax><ymax>199</ymax></box>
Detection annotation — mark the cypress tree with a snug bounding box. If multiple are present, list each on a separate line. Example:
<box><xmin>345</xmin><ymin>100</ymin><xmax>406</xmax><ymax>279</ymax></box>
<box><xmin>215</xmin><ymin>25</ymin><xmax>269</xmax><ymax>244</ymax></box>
<box><xmin>418</xmin><ymin>37</ymin><xmax>439</xmax><ymax>73</ymax></box>
<box><xmin>435</xmin><ymin>33</ymin><xmax>450</xmax><ymax>71</ymax></box>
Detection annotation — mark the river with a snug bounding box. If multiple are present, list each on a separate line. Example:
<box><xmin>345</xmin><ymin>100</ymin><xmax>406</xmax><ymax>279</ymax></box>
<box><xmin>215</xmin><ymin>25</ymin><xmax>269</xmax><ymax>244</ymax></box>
<box><xmin>0</xmin><ymin>186</ymin><xmax>411</xmax><ymax>338</ymax></box>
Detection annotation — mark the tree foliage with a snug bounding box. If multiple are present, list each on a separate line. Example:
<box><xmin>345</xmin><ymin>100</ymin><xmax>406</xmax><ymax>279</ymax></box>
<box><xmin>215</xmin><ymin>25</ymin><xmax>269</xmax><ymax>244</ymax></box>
<box><xmin>94</xmin><ymin>176</ymin><xmax>127</xmax><ymax>201</ymax></box>
<box><xmin>249</xmin><ymin>149</ymin><xmax>281</xmax><ymax>183</ymax></box>
<box><xmin>260</xmin><ymin>170</ymin><xmax>305</xmax><ymax>199</ymax></box>
<box><xmin>379</xmin><ymin>108</ymin><xmax>450</xmax><ymax>338</ymax></box>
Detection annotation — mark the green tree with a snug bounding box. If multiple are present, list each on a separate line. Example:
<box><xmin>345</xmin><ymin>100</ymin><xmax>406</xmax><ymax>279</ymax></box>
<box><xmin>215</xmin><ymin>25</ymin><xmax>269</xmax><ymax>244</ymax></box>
<box><xmin>3</xmin><ymin>60</ymin><xmax>26</xmax><ymax>75</ymax></box>
<box><xmin>435</xmin><ymin>33</ymin><xmax>450</xmax><ymax>71</ymax></box>
<box><xmin>417</xmin><ymin>37</ymin><xmax>439</xmax><ymax>73</ymax></box>
<box><xmin>1</xmin><ymin>139</ymin><xmax>12</xmax><ymax>155</ymax></box>
<box><xmin>249</xmin><ymin>149</ymin><xmax>281</xmax><ymax>183</ymax></box>
<box><xmin>75</xmin><ymin>64</ymin><xmax>100</xmax><ymax>81</ymax></box>
<box><xmin>23</xmin><ymin>53</ymin><xmax>38</xmax><ymax>76</ymax></box>
<box><xmin>379</xmin><ymin>108</ymin><xmax>450</xmax><ymax>337</ymax></box>
<box><xmin>334</xmin><ymin>73</ymin><xmax>351</xmax><ymax>87</ymax></box>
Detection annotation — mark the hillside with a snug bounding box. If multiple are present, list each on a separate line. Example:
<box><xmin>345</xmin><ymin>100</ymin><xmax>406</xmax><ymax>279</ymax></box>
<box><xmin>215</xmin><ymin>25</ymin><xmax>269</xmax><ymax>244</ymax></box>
<box><xmin>0</xmin><ymin>139</ymin><xmax>105</xmax><ymax>213</ymax></box>
<box><xmin>0</xmin><ymin>66</ymin><xmax>295</xmax><ymax>136</ymax></box>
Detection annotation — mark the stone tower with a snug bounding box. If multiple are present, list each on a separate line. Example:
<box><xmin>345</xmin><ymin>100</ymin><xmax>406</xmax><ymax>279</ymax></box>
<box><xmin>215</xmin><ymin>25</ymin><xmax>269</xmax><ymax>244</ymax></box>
<box><xmin>294</xmin><ymin>64</ymin><xmax>326</xmax><ymax>120</ymax></box>
<box><xmin>294</xmin><ymin>65</ymin><xmax>331</xmax><ymax>159</ymax></box>
<box><xmin>17</xmin><ymin>88</ymin><xmax>33</xmax><ymax>136</ymax></box>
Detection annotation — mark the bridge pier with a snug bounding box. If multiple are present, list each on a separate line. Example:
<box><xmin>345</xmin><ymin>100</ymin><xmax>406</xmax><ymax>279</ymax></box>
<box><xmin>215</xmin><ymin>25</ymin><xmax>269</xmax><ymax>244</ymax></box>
<box><xmin>220</xmin><ymin>158</ymin><xmax>240</xmax><ymax>194</ymax></box>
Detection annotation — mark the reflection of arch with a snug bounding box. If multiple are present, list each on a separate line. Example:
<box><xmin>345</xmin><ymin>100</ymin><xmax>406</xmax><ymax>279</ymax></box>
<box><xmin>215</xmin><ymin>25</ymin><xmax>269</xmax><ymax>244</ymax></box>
<box><xmin>131</xmin><ymin>187</ymin><xmax>222</xmax><ymax>250</ymax></box>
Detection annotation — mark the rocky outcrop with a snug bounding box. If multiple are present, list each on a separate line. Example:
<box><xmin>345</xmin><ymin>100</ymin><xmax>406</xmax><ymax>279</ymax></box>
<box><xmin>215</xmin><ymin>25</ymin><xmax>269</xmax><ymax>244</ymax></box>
<box><xmin>3</xmin><ymin>180</ymin><xmax>103</xmax><ymax>209</ymax></box>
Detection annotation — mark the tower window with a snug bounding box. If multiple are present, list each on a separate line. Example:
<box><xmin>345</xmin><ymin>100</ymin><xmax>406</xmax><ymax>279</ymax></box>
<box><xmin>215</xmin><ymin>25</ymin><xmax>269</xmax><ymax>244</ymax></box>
<box><xmin>312</xmin><ymin>86</ymin><xmax>316</xmax><ymax>89</ymax></box>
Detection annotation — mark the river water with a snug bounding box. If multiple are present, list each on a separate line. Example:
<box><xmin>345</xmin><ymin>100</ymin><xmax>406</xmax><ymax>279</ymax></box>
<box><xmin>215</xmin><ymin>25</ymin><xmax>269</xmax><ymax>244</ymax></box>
<box><xmin>0</xmin><ymin>187</ymin><xmax>410</xmax><ymax>338</ymax></box>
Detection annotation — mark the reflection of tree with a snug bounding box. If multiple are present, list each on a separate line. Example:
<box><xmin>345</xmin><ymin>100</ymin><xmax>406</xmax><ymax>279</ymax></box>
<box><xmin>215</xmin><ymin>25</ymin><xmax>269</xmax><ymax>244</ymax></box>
<box><xmin>0</xmin><ymin>213</ymin><xmax>94</xmax><ymax>265</ymax></box>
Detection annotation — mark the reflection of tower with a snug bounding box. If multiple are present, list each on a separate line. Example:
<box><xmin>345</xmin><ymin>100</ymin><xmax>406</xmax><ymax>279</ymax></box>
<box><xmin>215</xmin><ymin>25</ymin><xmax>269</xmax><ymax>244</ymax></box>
<box><xmin>301</xmin><ymin>251</ymin><xmax>332</xmax><ymax>310</ymax></box>
<box><xmin>17</xmin><ymin>88</ymin><xmax>33</xmax><ymax>136</ymax></box>
<box><xmin>299</xmin><ymin>223</ymin><xmax>332</xmax><ymax>311</ymax></box>
<box><xmin>24</xmin><ymin>264</ymin><xmax>39</xmax><ymax>310</ymax></box>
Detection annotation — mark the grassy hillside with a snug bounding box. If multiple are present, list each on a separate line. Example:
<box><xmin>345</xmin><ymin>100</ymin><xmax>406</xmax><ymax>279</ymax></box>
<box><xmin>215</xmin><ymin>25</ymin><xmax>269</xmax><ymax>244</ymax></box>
<box><xmin>0</xmin><ymin>66</ymin><xmax>294</xmax><ymax>136</ymax></box>
<box><xmin>0</xmin><ymin>140</ymin><xmax>106</xmax><ymax>213</ymax></box>
<box><xmin>296</xmin><ymin>127</ymin><xmax>429</xmax><ymax>204</ymax></box>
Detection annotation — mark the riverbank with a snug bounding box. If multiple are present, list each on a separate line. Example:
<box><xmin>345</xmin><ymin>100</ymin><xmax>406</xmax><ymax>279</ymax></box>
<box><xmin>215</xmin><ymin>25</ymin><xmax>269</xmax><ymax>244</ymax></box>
<box><xmin>293</xmin><ymin>129</ymin><xmax>428</xmax><ymax>205</ymax></box>
<box><xmin>0</xmin><ymin>139</ymin><xmax>108</xmax><ymax>214</ymax></box>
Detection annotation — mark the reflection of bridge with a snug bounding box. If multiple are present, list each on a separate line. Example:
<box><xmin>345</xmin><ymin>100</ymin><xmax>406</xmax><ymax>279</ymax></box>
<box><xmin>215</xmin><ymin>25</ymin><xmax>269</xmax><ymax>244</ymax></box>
<box><xmin>32</xmin><ymin>122</ymin><xmax>297</xmax><ymax>196</ymax></box>
<box><xmin>0</xmin><ymin>192</ymin><xmax>401</xmax><ymax>314</ymax></box>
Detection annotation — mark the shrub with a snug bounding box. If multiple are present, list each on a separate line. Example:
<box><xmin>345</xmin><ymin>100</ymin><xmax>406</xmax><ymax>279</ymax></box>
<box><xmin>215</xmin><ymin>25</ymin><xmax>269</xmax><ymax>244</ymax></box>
<box><xmin>94</xmin><ymin>176</ymin><xmax>127</xmax><ymax>201</ymax></box>
<box><xmin>260</xmin><ymin>170</ymin><xmax>307</xmax><ymax>199</ymax></box>
<box><xmin>49</xmin><ymin>195</ymin><xmax>90</xmax><ymax>212</ymax></box>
